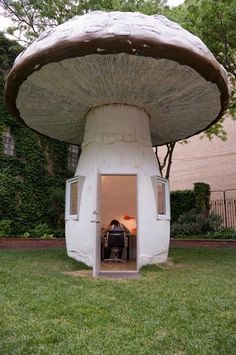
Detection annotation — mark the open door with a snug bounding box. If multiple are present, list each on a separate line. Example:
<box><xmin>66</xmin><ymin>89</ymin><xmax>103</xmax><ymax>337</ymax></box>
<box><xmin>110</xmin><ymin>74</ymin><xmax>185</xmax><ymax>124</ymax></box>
<box><xmin>100</xmin><ymin>174</ymin><xmax>137</xmax><ymax>272</ymax></box>
<box><xmin>93</xmin><ymin>169</ymin><xmax>101</xmax><ymax>277</ymax></box>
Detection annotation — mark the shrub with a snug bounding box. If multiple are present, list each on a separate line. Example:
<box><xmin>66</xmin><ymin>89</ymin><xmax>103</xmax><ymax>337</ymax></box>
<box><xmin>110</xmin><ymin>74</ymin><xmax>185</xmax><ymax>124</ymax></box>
<box><xmin>171</xmin><ymin>211</ymin><xmax>223</xmax><ymax>237</ymax></box>
<box><xmin>0</xmin><ymin>219</ymin><xmax>12</xmax><ymax>237</ymax></box>
<box><xmin>194</xmin><ymin>182</ymin><xmax>210</xmax><ymax>217</ymax></box>
<box><xmin>171</xmin><ymin>182</ymin><xmax>211</xmax><ymax>223</ymax></box>
<box><xmin>40</xmin><ymin>234</ymin><xmax>56</xmax><ymax>240</ymax></box>
<box><xmin>207</xmin><ymin>229</ymin><xmax>236</xmax><ymax>240</ymax></box>
<box><xmin>30</xmin><ymin>223</ymin><xmax>53</xmax><ymax>237</ymax></box>
<box><xmin>170</xmin><ymin>190</ymin><xmax>195</xmax><ymax>223</ymax></box>
<box><xmin>54</xmin><ymin>229</ymin><xmax>65</xmax><ymax>238</ymax></box>
<box><xmin>22</xmin><ymin>232</ymin><xmax>31</xmax><ymax>238</ymax></box>
<box><xmin>202</xmin><ymin>213</ymin><xmax>223</xmax><ymax>232</ymax></box>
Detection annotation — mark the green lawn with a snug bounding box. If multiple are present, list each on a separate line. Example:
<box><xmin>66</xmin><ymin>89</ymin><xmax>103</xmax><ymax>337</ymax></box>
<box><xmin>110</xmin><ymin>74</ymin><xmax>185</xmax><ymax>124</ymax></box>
<box><xmin>0</xmin><ymin>248</ymin><xmax>235</xmax><ymax>355</ymax></box>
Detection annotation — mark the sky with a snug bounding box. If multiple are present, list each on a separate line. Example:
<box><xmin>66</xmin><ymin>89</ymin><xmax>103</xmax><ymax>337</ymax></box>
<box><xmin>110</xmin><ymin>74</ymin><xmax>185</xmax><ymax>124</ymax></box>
<box><xmin>0</xmin><ymin>0</ymin><xmax>184</xmax><ymax>32</ymax></box>
<box><xmin>0</xmin><ymin>12</ymin><xmax>11</xmax><ymax>31</ymax></box>
<box><xmin>167</xmin><ymin>0</ymin><xmax>184</xmax><ymax>6</ymax></box>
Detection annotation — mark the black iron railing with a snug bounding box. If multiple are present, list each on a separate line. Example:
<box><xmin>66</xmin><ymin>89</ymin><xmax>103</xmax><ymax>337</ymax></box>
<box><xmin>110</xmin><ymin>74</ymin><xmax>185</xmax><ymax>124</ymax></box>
<box><xmin>210</xmin><ymin>189</ymin><xmax>236</xmax><ymax>229</ymax></box>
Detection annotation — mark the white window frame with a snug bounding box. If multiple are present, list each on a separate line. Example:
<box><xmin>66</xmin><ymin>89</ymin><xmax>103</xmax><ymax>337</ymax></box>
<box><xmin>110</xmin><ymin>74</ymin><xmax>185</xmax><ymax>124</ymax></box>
<box><xmin>151</xmin><ymin>176</ymin><xmax>170</xmax><ymax>220</ymax></box>
<box><xmin>65</xmin><ymin>176</ymin><xmax>85</xmax><ymax>220</ymax></box>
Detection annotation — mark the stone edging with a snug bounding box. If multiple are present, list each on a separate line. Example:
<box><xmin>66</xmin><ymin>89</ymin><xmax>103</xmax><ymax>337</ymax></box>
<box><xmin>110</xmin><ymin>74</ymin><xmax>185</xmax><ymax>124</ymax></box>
<box><xmin>170</xmin><ymin>238</ymin><xmax>236</xmax><ymax>248</ymax></box>
<box><xmin>1</xmin><ymin>238</ymin><xmax>236</xmax><ymax>250</ymax></box>
<box><xmin>0</xmin><ymin>238</ymin><xmax>66</xmax><ymax>249</ymax></box>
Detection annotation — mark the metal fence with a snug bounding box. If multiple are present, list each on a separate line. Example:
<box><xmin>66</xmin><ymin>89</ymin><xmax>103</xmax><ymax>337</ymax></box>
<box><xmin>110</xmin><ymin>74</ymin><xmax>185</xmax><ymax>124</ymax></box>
<box><xmin>210</xmin><ymin>190</ymin><xmax>236</xmax><ymax>229</ymax></box>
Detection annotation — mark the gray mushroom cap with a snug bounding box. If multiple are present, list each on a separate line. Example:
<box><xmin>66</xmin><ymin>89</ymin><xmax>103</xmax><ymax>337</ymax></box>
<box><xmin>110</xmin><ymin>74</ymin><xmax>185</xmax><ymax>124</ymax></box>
<box><xmin>5</xmin><ymin>11</ymin><xmax>230</xmax><ymax>146</ymax></box>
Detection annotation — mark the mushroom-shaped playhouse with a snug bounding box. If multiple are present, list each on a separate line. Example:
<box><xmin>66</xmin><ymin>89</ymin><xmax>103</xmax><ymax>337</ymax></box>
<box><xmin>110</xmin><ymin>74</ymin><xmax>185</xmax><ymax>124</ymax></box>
<box><xmin>5</xmin><ymin>12</ymin><xmax>230</xmax><ymax>276</ymax></box>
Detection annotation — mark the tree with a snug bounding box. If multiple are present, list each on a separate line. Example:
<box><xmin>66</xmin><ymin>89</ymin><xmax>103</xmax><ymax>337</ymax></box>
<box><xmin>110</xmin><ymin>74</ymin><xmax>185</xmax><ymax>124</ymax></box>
<box><xmin>168</xmin><ymin>0</ymin><xmax>236</xmax><ymax>119</ymax></box>
<box><xmin>0</xmin><ymin>0</ymin><xmax>167</xmax><ymax>43</ymax></box>
<box><xmin>0</xmin><ymin>31</ymin><xmax>21</xmax><ymax>74</ymax></box>
<box><xmin>157</xmin><ymin>0</ymin><xmax>235</xmax><ymax>177</ymax></box>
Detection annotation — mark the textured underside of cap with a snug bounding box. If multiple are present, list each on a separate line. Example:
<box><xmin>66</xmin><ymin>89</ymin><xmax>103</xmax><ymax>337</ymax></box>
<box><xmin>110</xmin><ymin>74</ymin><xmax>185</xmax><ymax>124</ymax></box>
<box><xmin>16</xmin><ymin>53</ymin><xmax>220</xmax><ymax>145</ymax></box>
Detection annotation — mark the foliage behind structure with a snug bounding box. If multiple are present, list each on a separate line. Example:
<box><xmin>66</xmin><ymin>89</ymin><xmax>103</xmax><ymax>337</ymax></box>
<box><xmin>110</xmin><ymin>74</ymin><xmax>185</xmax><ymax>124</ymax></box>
<box><xmin>0</xmin><ymin>32</ymin><xmax>72</xmax><ymax>237</ymax></box>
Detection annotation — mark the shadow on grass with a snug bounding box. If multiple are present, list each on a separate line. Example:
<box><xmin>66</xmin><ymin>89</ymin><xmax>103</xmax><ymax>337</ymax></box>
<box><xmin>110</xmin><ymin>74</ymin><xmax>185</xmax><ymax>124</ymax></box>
<box><xmin>140</xmin><ymin>264</ymin><xmax>163</xmax><ymax>272</ymax></box>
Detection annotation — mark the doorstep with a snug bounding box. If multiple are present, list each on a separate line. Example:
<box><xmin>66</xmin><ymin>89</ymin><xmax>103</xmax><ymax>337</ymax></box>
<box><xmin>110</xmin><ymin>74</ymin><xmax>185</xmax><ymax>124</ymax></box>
<box><xmin>98</xmin><ymin>271</ymin><xmax>142</xmax><ymax>279</ymax></box>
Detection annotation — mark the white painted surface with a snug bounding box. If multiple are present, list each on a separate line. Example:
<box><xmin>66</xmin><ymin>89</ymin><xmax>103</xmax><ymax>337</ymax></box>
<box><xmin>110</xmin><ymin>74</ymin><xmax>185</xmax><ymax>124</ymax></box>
<box><xmin>66</xmin><ymin>104</ymin><xmax>170</xmax><ymax>270</ymax></box>
<box><xmin>93</xmin><ymin>168</ymin><xmax>101</xmax><ymax>277</ymax></box>
<box><xmin>17</xmin><ymin>54</ymin><xmax>221</xmax><ymax>146</ymax></box>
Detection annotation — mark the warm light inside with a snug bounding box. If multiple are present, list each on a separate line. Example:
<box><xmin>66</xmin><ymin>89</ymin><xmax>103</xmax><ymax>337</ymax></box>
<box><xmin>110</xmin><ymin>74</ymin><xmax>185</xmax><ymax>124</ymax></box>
<box><xmin>70</xmin><ymin>181</ymin><xmax>78</xmax><ymax>215</ymax></box>
<box><xmin>157</xmin><ymin>181</ymin><xmax>166</xmax><ymax>215</ymax></box>
<box><xmin>101</xmin><ymin>175</ymin><xmax>137</xmax><ymax>233</ymax></box>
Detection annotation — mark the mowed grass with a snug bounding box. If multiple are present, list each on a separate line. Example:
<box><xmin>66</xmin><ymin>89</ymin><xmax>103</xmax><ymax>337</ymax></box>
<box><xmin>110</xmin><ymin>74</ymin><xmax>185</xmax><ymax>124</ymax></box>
<box><xmin>0</xmin><ymin>248</ymin><xmax>235</xmax><ymax>355</ymax></box>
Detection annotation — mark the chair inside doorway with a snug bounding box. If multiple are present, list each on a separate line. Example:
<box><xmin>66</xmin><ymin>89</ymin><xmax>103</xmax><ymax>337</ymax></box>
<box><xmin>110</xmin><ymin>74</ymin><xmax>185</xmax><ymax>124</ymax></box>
<box><xmin>104</xmin><ymin>230</ymin><xmax>128</xmax><ymax>263</ymax></box>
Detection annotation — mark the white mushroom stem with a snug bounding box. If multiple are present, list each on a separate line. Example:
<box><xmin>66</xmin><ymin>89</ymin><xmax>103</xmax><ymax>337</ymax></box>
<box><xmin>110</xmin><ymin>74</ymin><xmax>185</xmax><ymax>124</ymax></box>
<box><xmin>78</xmin><ymin>104</ymin><xmax>155</xmax><ymax>172</ymax></box>
<box><xmin>66</xmin><ymin>104</ymin><xmax>170</xmax><ymax>267</ymax></box>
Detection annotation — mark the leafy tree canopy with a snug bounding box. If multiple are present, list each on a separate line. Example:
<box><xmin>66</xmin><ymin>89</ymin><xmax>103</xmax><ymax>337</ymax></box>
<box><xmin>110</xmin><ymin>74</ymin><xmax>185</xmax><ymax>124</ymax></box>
<box><xmin>0</xmin><ymin>0</ymin><xmax>167</xmax><ymax>43</ymax></box>
<box><xmin>0</xmin><ymin>31</ymin><xmax>22</xmax><ymax>74</ymax></box>
<box><xmin>168</xmin><ymin>0</ymin><xmax>236</xmax><ymax>127</ymax></box>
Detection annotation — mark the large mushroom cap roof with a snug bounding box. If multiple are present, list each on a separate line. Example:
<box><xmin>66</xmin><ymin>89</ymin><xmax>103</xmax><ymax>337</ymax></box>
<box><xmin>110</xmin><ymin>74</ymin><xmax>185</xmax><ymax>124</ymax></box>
<box><xmin>5</xmin><ymin>11</ymin><xmax>230</xmax><ymax>145</ymax></box>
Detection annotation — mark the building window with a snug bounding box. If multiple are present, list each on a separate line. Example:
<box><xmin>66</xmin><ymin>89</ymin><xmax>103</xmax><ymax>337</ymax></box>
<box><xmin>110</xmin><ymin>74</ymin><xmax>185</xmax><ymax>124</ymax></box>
<box><xmin>66</xmin><ymin>176</ymin><xmax>85</xmax><ymax>220</ymax></box>
<box><xmin>2</xmin><ymin>126</ymin><xmax>15</xmax><ymax>156</ymax></box>
<box><xmin>156</xmin><ymin>177</ymin><xmax>170</xmax><ymax>219</ymax></box>
<box><xmin>70</xmin><ymin>180</ymin><xmax>78</xmax><ymax>215</ymax></box>
<box><xmin>67</xmin><ymin>144</ymin><xmax>80</xmax><ymax>171</ymax></box>
<box><xmin>157</xmin><ymin>180</ymin><xmax>166</xmax><ymax>215</ymax></box>
<box><xmin>151</xmin><ymin>176</ymin><xmax>170</xmax><ymax>220</ymax></box>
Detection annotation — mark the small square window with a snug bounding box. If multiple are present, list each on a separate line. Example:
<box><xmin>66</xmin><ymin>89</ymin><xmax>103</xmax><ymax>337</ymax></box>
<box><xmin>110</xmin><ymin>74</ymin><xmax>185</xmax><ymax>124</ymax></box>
<box><xmin>2</xmin><ymin>126</ymin><xmax>15</xmax><ymax>156</ymax></box>
<box><xmin>67</xmin><ymin>144</ymin><xmax>80</xmax><ymax>171</ymax></box>
<box><xmin>151</xmin><ymin>176</ymin><xmax>170</xmax><ymax>220</ymax></box>
<box><xmin>70</xmin><ymin>181</ymin><xmax>78</xmax><ymax>215</ymax></box>
<box><xmin>157</xmin><ymin>181</ymin><xmax>166</xmax><ymax>215</ymax></box>
<box><xmin>66</xmin><ymin>176</ymin><xmax>85</xmax><ymax>220</ymax></box>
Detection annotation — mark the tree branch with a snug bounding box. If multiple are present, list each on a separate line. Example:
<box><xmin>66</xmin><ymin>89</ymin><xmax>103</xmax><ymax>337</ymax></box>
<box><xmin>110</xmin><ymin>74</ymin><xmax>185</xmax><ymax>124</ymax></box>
<box><xmin>165</xmin><ymin>142</ymin><xmax>175</xmax><ymax>179</ymax></box>
<box><xmin>154</xmin><ymin>142</ymin><xmax>176</xmax><ymax>179</ymax></box>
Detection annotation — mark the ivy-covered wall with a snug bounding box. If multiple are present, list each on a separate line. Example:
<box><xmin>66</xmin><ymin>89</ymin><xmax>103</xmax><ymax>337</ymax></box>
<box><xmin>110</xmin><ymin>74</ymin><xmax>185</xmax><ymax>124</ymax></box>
<box><xmin>0</xmin><ymin>33</ymin><xmax>74</xmax><ymax>236</ymax></box>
